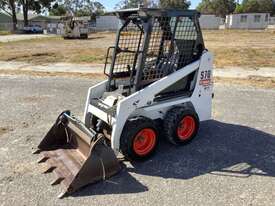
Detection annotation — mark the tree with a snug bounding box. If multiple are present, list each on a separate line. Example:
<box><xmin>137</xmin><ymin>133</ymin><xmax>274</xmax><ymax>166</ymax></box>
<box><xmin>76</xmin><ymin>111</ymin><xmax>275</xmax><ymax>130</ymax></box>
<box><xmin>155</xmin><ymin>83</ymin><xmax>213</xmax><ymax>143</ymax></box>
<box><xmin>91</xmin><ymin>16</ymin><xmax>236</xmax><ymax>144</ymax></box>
<box><xmin>49</xmin><ymin>4</ymin><xmax>67</xmax><ymax>16</ymax></box>
<box><xmin>18</xmin><ymin>0</ymin><xmax>56</xmax><ymax>26</ymax></box>
<box><xmin>213</xmin><ymin>0</ymin><xmax>236</xmax><ymax>17</ymax></box>
<box><xmin>233</xmin><ymin>0</ymin><xmax>274</xmax><ymax>13</ymax></box>
<box><xmin>116</xmin><ymin>0</ymin><xmax>189</xmax><ymax>9</ymax></box>
<box><xmin>240</xmin><ymin>0</ymin><xmax>273</xmax><ymax>13</ymax></box>
<box><xmin>63</xmin><ymin>0</ymin><xmax>105</xmax><ymax>16</ymax></box>
<box><xmin>234</xmin><ymin>3</ymin><xmax>244</xmax><ymax>13</ymax></box>
<box><xmin>196</xmin><ymin>0</ymin><xmax>214</xmax><ymax>14</ymax></box>
<box><xmin>92</xmin><ymin>1</ymin><xmax>105</xmax><ymax>15</ymax></box>
<box><xmin>18</xmin><ymin>0</ymin><xmax>29</xmax><ymax>26</ymax></box>
<box><xmin>0</xmin><ymin>0</ymin><xmax>17</xmax><ymax>31</ymax></box>
<box><xmin>159</xmin><ymin>0</ymin><xmax>190</xmax><ymax>9</ymax></box>
<box><xmin>197</xmin><ymin>1</ymin><xmax>208</xmax><ymax>13</ymax></box>
<box><xmin>76</xmin><ymin>1</ymin><xmax>105</xmax><ymax>16</ymax></box>
<box><xmin>197</xmin><ymin>0</ymin><xmax>236</xmax><ymax>18</ymax></box>
<box><xmin>115</xmin><ymin>0</ymin><xmax>143</xmax><ymax>9</ymax></box>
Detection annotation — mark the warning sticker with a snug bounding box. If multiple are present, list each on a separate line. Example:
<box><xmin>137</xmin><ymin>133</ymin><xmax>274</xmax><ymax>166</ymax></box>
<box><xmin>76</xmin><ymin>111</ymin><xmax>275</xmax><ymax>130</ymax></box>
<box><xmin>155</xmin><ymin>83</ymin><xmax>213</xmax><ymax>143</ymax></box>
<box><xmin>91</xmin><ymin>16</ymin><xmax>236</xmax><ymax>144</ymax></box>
<box><xmin>199</xmin><ymin>79</ymin><xmax>211</xmax><ymax>86</ymax></box>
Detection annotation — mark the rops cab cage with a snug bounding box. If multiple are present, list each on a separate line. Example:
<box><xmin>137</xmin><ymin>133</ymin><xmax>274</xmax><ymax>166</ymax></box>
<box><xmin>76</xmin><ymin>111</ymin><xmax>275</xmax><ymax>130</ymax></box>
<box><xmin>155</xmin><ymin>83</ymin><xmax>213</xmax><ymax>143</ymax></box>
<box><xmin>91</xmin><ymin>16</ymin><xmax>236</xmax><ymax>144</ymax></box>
<box><xmin>104</xmin><ymin>8</ymin><xmax>205</xmax><ymax>95</ymax></box>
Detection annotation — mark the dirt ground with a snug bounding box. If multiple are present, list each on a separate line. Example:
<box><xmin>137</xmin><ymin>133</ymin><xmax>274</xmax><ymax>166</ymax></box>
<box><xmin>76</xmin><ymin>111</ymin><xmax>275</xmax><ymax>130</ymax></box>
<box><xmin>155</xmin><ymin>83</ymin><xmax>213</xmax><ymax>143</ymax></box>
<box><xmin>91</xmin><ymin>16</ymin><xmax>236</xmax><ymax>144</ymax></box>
<box><xmin>0</xmin><ymin>68</ymin><xmax>274</xmax><ymax>89</ymax></box>
<box><xmin>0</xmin><ymin>32</ymin><xmax>113</xmax><ymax>64</ymax></box>
<box><xmin>203</xmin><ymin>30</ymin><xmax>275</xmax><ymax>68</ymax></box>
<box><xmin>0</xmin><ymin>75</ymin><xmax>274</xmax><ymax>206</ymax></box>
<box><xmin>0</xmin><ymin>34</ymin><xmax>50</xmax><ymax>42</ymax></box>
<box><xmin>215</xmin><ymin>76</ymin><xmax>275</xmax><ymax>89</ymax></box>
<box><xmin>0</xmin><ymin>30</ymin><xmax>275</xmax><ymax>68</ymax></box>
<box><xmin>1</xmin><ymin>27</ymin><xmax>275</xmax><ymax>206</ymax></box>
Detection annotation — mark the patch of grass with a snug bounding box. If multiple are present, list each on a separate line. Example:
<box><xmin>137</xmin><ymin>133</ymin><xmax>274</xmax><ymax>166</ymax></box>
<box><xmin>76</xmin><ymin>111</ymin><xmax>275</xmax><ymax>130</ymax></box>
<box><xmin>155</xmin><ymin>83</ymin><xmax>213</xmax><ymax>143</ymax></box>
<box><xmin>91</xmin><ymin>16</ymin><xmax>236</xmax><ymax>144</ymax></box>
<box><xmin>0</xmin><ymin>34</ymin><xmax>109</xmax><ymax>64</ymax></box>
<box><xmin>213</xmin><ymin>48</ymin><xmax>275</xmax><ymax>68</ymax></box>
<box><xmin>0</xmin><ymin>30</ymin><xmax>274</xmax><ymax>67</ymax></box>
<box><xmin>1</xmin><ymin>52</ymin><xmax>63</xmax><ymax>64</ymax></box>
<box><xmin>215</xmin><ymin>76</ymin><xmax>275</xmax><ymax>89</ymax></box>
<box><xmin>70</xmin><ymin>49</ymin><xmax>106</xmax><ymax>63</ymax></box>
<box><xmin>203</xmin><ymin>30</ymin><xmax>275</xmax><ymax>68</ymax></box>
<box><xmin>0</xmin><ymin>30</ymin><xmax>11</xmax><ymax>35</ymax></box>
<box><xmin>72</xmin><ymin>54</ymin><xmax>105</xmax><ymax>63</ymax></box>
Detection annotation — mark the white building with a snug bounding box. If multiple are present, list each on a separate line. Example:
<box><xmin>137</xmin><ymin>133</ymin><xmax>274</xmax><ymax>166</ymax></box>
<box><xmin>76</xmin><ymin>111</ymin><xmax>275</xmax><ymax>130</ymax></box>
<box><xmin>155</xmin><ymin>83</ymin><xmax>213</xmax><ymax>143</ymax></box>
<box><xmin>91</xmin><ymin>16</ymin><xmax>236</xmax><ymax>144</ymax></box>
<box><xmin>269</xmin><ymin>16</ymin><xmax>275</xmax><ymax>25</ymax></box>
<box><xmin>95</xmin><ymin>16</ymin><xmax>120</xmax><ymax>31</ymax></box>
<box><xmin>225</xmin><ymin>13</ymin><xmax>270</xmax><ymax>29</ymax></box>
<box><xmin>94</xmin><ymin>14</ymin><xmax>224</xmax><ymax>31</ymax></box>
<box><xmin>267</xmin><ymin>16</ymin><xmax>275</xmax><ymax>30</ymax></box>
<box><xmin>199</xmin><ymin>15</ymin><xmax>223</xmax><ymax>30</ymax></box>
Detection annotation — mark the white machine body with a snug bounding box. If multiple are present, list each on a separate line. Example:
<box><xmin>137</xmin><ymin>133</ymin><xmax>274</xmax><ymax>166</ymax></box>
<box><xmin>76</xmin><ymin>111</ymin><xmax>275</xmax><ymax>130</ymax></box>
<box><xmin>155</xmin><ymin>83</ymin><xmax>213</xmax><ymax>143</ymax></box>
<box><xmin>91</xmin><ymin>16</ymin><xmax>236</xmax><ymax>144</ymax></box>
<box><xmin>84</xmin><ymin>51</ymin><xmax>213</xmax><ymax>153</ymax></box>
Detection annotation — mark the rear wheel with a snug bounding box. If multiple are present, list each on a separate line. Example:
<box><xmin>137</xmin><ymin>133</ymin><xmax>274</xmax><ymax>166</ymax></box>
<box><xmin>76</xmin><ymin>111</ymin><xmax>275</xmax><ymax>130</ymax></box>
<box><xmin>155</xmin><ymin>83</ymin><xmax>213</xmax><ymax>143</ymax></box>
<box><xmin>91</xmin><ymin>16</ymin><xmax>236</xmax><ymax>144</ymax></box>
<box><xmin>164</xmin><ymin>106</ymin><xmax>199</xmax><ymax>145</ymax></box>
<box><xmin>120</xmin><ymin>117</ymin><xmax>158</xmax><ymax>161</ymax></box>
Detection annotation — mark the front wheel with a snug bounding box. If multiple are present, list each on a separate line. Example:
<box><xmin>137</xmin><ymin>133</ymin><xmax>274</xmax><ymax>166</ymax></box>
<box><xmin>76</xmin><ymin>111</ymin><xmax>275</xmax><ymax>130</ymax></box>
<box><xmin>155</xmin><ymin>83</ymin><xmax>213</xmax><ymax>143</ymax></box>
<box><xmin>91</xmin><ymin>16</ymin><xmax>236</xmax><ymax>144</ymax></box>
<box><xmin>120</xmin><ymin>117</ymin><xmax>159</xmax><ymax>161</ymax></box>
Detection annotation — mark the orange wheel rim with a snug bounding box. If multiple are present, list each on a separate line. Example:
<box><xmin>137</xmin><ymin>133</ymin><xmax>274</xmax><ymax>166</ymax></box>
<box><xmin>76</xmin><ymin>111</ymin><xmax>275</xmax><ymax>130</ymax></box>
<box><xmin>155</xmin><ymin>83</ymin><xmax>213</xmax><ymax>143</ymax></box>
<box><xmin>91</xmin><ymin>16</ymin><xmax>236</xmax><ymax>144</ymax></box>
<box><xmin>177</xmin><ymin>116</ymin><xmax>196</xmax><ymax>140</ymax></box>
<box><xmin>133</xmin><ymin>128</ymin><xmax>156</xmax><ymax>156</ymax></box>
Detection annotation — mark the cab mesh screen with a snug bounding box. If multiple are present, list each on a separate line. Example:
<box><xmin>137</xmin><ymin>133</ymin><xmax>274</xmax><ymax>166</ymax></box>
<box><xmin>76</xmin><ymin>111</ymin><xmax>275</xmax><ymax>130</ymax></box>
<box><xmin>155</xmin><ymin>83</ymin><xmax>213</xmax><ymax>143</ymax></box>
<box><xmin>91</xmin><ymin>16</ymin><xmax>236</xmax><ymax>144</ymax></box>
<box><xmin>141</xmin><ymin>16</ymin><xmax>198</xmax><ymax>85</ymax></box>
<box><xmin>112</xmin><ymin>19</ymin><xmax>144</xmax><ymax>78</ymax></box>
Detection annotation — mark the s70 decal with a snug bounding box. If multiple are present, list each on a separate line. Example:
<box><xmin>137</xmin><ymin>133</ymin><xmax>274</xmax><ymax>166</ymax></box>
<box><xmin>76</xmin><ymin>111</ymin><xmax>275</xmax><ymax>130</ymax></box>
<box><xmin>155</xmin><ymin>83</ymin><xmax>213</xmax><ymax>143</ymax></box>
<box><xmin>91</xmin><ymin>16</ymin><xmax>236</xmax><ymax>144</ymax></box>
<box><xmin>199</xmin><ymin>70</ymin><xmax>212</xmax><ymax>87</ymax></box>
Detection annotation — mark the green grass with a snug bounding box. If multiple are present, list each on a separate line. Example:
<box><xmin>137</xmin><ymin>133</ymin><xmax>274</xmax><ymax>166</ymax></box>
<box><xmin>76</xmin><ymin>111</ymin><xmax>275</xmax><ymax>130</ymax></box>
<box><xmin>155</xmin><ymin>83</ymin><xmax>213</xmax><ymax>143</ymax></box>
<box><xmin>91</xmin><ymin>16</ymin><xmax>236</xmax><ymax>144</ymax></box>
<box><xmin>213</xmin><ymin>48</ymin><xmax>275</xmax><ymax>68</ymax></box>
<box><xmin>0</xmin><ymin>30</ymin><xmax>11</xmax><ymax>36</ymax></box>
<box><xmin>71</xmin><ymin>54</ymin><xmax>105</xmax><ymax>63</ymax></box>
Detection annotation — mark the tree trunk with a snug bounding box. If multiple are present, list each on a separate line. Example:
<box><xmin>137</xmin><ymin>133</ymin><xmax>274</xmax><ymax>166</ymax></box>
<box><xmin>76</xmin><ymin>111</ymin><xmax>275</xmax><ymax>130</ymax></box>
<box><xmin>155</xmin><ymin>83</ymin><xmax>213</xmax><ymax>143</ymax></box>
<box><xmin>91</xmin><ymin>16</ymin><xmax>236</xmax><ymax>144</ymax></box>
<box><xmin>22</xmin><ymin>0</ymin><xmax>29</xmax><ymax>26</ymax></box>
<box><xmin>9</xmin><ymin>0</ymin><xmax>17</xmax><ymax>31</ymax></box>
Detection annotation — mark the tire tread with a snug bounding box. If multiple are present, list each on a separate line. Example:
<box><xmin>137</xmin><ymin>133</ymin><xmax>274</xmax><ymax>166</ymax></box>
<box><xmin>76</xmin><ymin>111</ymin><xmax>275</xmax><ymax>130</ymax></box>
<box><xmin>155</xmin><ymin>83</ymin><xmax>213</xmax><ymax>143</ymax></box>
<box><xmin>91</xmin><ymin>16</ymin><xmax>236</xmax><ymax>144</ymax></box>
<box><xmin>164</xmin><ymin>106</ymin><xmax>199</xmax><ymax>145</ymax></box>
<box><xmin>120</xmin><ymin>117</ymin><xmax>158</xmax><ymax>161</ymax></box>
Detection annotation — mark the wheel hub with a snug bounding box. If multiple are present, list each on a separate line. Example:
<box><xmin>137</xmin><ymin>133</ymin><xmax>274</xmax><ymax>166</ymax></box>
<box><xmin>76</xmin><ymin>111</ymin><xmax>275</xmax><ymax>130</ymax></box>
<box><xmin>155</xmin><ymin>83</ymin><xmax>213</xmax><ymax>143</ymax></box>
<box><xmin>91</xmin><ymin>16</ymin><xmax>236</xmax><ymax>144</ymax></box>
<box><xmin>177</xmin><ymin>116</ymin><xmax>195</xmax><ymax>140</ymax></box>
<box><xmin>133</xmin><ymin>128</ymin><xmax>156</xmax><ymax>156</ymax></box>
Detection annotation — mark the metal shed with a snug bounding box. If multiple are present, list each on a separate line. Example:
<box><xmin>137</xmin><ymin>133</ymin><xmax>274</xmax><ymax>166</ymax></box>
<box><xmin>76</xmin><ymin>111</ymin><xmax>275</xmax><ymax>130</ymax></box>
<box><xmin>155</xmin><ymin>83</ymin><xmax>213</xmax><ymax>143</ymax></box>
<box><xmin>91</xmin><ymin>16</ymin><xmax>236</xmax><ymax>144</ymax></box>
<box><xmin>95</xmin><ymin>15</ymin><xmax>120</xmax><ymax>31</ymax></box>
<box><xmin>199</xmin><ymin>14</ymin><xmax>223</xmax><ymax>30</ymax></box>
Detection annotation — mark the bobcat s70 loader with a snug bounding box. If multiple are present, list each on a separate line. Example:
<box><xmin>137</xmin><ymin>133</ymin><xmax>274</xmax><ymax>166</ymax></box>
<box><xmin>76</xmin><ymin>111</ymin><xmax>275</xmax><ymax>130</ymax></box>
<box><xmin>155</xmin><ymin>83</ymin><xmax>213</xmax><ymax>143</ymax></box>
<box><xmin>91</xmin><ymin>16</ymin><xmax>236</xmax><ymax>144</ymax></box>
<box><xmin>34</xmin><ymin>8</ymin><xmax>213</xmax><ymax>198</ymax></box>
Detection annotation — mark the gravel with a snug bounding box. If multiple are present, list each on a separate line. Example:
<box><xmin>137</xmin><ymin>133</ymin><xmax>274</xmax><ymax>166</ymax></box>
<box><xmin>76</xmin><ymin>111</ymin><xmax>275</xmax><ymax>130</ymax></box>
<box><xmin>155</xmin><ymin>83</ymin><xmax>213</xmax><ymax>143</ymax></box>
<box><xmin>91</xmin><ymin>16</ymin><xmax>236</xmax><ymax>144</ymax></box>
<box><xmin>0</xmin><ymin>75</ymin><xmax>274</xmax><ymax>206</ymax></box>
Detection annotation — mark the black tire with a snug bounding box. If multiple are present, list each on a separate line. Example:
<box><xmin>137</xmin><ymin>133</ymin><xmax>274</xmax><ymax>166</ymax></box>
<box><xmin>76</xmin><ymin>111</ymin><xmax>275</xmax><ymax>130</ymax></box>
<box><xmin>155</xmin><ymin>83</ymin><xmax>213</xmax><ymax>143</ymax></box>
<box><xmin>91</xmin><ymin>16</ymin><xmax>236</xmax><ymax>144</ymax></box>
<box><xmin>164</xmin><ymin>106</ymin><xmax>199</xmax><ymax>145</ymax></box>
<box><xmin>120</xmin><ymin>117</ymin><xmax>159</xmax><ymax>161</ymax></box>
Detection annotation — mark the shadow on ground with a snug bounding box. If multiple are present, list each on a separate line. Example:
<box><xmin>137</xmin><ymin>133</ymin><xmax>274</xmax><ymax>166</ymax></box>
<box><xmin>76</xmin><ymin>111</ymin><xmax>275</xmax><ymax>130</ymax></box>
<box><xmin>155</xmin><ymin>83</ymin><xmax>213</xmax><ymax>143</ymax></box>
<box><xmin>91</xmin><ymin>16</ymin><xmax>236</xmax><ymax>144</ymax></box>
<box><xmin>73</xmin><ymin>120</ymin><xmax>275</xmax><ymax>197</ymax></box>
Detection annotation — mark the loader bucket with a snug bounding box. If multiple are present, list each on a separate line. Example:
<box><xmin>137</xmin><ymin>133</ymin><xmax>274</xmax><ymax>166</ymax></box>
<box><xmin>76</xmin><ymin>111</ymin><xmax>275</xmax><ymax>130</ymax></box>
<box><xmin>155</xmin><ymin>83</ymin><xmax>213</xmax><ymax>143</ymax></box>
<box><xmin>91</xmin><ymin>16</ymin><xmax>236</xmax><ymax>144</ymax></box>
<box><xmin>34</xmin><ymin>111</ymin><xmax>121</xmax><ymax>198</ymax></box>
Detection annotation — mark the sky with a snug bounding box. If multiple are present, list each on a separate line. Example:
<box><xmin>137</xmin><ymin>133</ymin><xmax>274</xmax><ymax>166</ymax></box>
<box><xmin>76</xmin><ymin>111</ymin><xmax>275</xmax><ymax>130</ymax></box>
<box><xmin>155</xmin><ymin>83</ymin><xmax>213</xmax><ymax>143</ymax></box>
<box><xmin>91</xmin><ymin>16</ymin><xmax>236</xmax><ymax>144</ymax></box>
<box><xmin>97</xmin><ymin>0</ymin><xmax>201</xmax><ymax>11</ymax></box>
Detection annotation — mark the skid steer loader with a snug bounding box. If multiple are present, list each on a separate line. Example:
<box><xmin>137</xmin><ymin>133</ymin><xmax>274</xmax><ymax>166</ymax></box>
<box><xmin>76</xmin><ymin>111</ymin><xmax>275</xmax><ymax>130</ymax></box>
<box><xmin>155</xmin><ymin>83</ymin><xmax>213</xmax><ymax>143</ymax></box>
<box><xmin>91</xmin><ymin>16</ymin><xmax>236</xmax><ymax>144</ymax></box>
<box><xmin>61</xmin><ymin>16</ymin><xmax>89</xmax><ymax>39</ymax></box>
<box><xmin>34</xmin><ymin>8</ymin><xmax>213</xmax><ymax>198</ymax></box>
